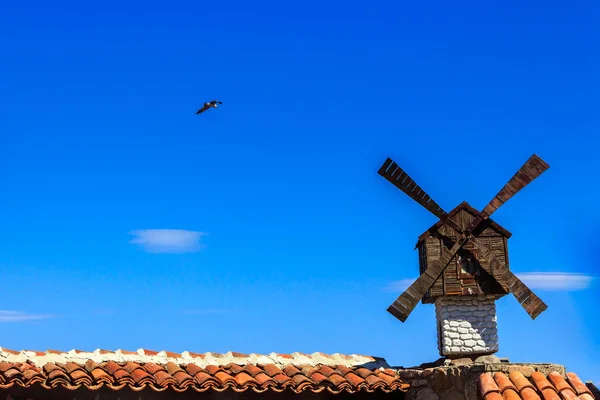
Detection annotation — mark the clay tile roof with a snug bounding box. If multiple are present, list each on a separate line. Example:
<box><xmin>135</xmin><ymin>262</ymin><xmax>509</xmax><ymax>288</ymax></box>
<box><xmin>0</xmin><ymin>347</ymin><xmax>409</xmax><ymax>394</ymax></box>
<box><xmin>485</xmin><ymin>393</ymin><xmax>504</xmax><ymax>400</ymax></box>
<box><xmin>480</xmin><ymin>371</ymin><xmax>594</xmax><ymax>400</ymax></box>
<box><xmin>566</xmin><ymin>373</ymin><xmax>594</xmax><ymax>397</ymax></box>
<box><xmin>480</xmin><ymin>374</ymin><xmax>501</xmax><ymax>398</ymax></box>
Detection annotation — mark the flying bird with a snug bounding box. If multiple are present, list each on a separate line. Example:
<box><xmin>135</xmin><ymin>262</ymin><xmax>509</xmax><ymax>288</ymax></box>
<box><xmin>196</xmin><ymin>100</ymin><xmax>223</xmax><ymax>115</ymax></box>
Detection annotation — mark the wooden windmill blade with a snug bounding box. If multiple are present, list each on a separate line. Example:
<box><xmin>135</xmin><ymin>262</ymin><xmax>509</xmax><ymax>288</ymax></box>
<box><xmin>503</xmin><ymin>269</ymin><xmax>548</xmax><ymax>319</ymax></box>
<box><xmin>481</xmin><ymin>154</ymin><xmax>550</xmax><ymax>218</ymax></box>
<box><xmin>388</xmin><ymin>236</ymin><xmax>468</xmax><ymax>321</ymax></box>
<box><xmin>468</xmin><ymin>235</ymin><xmax>548</xmax><ymax>319</ymax></box>
<box><xmin>378</xmin><ymin>158</ymin><xmax>447</xmax><ymax>219</ymax></box>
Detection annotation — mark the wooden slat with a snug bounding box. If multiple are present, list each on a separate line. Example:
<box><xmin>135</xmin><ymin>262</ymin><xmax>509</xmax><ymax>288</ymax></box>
<box><xmin>389</xmin><ymin>295</ymin><xmax>414</xmax><ymax>313</ymax></box>
<box><xmin>418</xmin><ymin>269</ymin><xmax>437</xmax><ymax>288</ymax></box>
<box><xmin>490</xmin><ymin>237</ymin><xmax>505</xmax><ymax>249</ymax></box>
<box><xmin>405</xmin><ymin>286</ymin><xmax>423</xmax><ymax>303</ymax></box>
<box><xmin>378</xmin><ymin>158</ymin><xmax>447</xmax><ymax>219</ymax></box>
<box><xmin>514</xmin><ymin>288</ymin><xmax>530</xmax><ymax>304</ymax></box>
<box><xmin>387</xmin><ymin>293</ymin><xmax>419</xmax><ymax>322</ymax></box>
<box><xmin>399</xmin><ymin>284</ymin><xmax>424</xmax><ymax>307</ymax></box>
<box><xmin>504</xmin><ymin>270</ymin><xmax>519</xmax><ymax>287</ymax></box>
<box><xmin>457</xmin><ymin>208</ymin><xmax>475</xmax><ymax>231</ymax></box>
<box><xmin>530</xmin><ymin>301</ymin><xmax>548</xmax><ymax>320</ymax></box>
<box><xmin>431</xmin><ymin>276</ymin><xmax>444</xmax><ymax>293</ymax></box>
<box><xmin>481</xmin><ymin>154</ymin><xmax>549</xmax><ymax>217</ymax></box>
<box><xmin>465</xmin><ymin>215</ymin><xmax>485</xmax><ymax>235</ymax></box>
<box><xmin>387</xmin><ymin>302</ymin><xmax>410</xmax><ymax>322</ymax></box>
<box><xmin>390</xmin><ymin>297</ymin><xmax>411</xmax><ymax>313</ymax></box>
<box><xmin>378</xmin><ymin>158</ymin><xmax>394</xmax><ymax>175</ymax></box>
<box><xmin>479</xmin><ymin>225</ymin><xmax>505</xmax><ymax>236</ymax></box>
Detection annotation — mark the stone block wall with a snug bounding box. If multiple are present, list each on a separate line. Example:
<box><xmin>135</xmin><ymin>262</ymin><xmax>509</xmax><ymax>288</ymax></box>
<box><xmin>435</xmin><ymin>295</ymin><xmax>498</xmax><ymax>357</ymax></box>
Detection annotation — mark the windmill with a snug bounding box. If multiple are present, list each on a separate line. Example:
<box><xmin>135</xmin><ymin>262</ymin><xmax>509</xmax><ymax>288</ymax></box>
<box><xmin>378</xmin><ymin>154</ymin><xmax>549</xmax><ymax>357</ymax></box>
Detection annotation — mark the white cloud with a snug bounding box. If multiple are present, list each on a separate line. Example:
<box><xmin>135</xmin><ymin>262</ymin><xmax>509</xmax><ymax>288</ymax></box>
<box><xmin>385</xmin><ymin>272</ymin><xmax>596</xmax><ymax>293</ymax></box>
<box><xmin>384</xmin><ymin>279</ymin><xmax>415</xmax><ymax>292</ymax></box>
<box><xmin>0</xmin><ymin>311</ymin><xmax>54</xmax><ymax>322</ymax></box>
<box><xmin>129</xmin><ymin>229</ymin><xmax>207</xmax><ymax>253</ymax></box>
<box><xmin>517</xmin><ymin>272</ymin><xmax>595</xmax><ymax>291</ymax></box>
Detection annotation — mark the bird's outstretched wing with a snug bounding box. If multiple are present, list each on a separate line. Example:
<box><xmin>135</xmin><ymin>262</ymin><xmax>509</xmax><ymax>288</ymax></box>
<box><xmin>196</xmin><ymin>104</ymin><xmax>210</xmax><ymax>114</ymax></box>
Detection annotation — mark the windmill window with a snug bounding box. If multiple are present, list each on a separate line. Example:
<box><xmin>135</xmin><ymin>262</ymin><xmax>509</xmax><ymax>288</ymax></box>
<box><xmin>459</xmin><ymin>254</ymin><xmax>477</xmax><ymax>275</ymax></box>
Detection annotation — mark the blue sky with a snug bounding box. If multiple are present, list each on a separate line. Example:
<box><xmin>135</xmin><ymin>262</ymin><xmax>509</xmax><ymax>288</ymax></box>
<box><xmin>1</xmin><ymin>0</ymin><xmax>599</xmax><ymax>384</ymax></box>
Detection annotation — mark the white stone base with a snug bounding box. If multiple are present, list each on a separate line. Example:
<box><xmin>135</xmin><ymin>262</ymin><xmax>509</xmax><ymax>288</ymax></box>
<box><xmin>435</xmin><ymin>295</ymin><xmax>499</xmax><ymax>357</ymax></box>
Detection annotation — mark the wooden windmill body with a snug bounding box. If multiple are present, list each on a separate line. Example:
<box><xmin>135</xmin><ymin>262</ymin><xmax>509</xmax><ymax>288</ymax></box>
<box><xmin>379</xmin><ymin>154</ymin><xmax>549</xmax><ymax>358</ymax></box>
<box><xmin>417</xmin><ymin>202</ymin><xmax>510</xmax><ymax>302</ymax></box>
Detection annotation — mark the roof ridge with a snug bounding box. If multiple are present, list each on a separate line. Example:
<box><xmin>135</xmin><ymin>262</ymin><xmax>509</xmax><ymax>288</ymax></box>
<box><xmin>0</xmin><ymin>347</ymin><xmax>390</xmax><ymax>368</ymax></box>
<box><xmin>0</xmin><ymin>349</ymin><xmax>406</xmax><ymax>394</ymax></box>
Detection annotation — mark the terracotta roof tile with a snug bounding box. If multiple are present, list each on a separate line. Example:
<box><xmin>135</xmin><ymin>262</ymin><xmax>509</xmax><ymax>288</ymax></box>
<box><xmin>292</xmin><ymin>373</ymin><xmax>312</xmax><ymax>385</ymax></box>
<box><xmin>566</xmin><ymin>373</ymin><xmax>594</xmax><ymax>397</ymax></box>
<box><xmin>375</xmin><ymin>371</ymin><xmax>397</xmax><ymax>386</ymax></box>
<box><xmin>356</xmin><ymin>367</ymin><xmax>375</xmax><ymax>379</ymax></box>
<box><xmin>495</xmin><ymin>372</ymin><xmax>519</xmax><ymax>393</ymax></box>
<box><xmin>282</xmin><ymin>365</ymin><xmax>302</xmax><ymax>377</ymax></box>
<box><xmin>539</xmin><ymin>388</ymin><xmax>561</xmax><ymax>400</ymax></box>
<box><xmin>548</xmin><ymin>372</ymin><xmax>573</xmax><ymax>393</ymax></box>
<box><xmin>480</xmin><ymin>371</ymin><xmax>594</xmax><ymax>400</ymax></box>
<box><xmin>163</xmin><ymin>351</ymin><xmax>181</xmax><ymax>359</ymax></box>
<box><xmin>561</xmin><ymin>390</ymin><xmax>580</xmax><ymax>400</ymax></box>
<box><xmin>365</xmin><ymin>374</ymin><xmax>384</xmax><ymax>386</ymax></box>
<box><xmin>532</xmin><ymin>372</ymin><xmax>555</xmax><ymax>392</ymax></box>
<box><xmin>130</xmin><ymin>367</ymin><xmax>153</xmax><ymax>384</ymax></box>
<box><xmin>204</xmin><ymin>364</ymin><xmax>220</xmax><ymax>375</ymax></box>
<box><xmin>192</xmin><ymin>371</ymin><xmax>215</xmax><ymax>386</ymax></box>
<box><xmin>481</xmin><ymin>373</ymin><xmax>502</xmax><ymax>397</ymax></box>
<box><xmin>511</xmin><ymin>372</ymin><xmax>536</xmax><ymax>392</ymax></box>
<box><xmin>335</xmin><ymin>365</ymin><xmax>353</xmax><ymax>376</ymax></box>
<box><xmin>234</xmin><ymin>371</ymin><xmax>258</xmax><ymax>387</ymax></box>
<box><xmin>329</xmin><ymin>373</ymin><xmax>349</xmax><ymax>387</ymax></box>
<box><xmin>520</xmin><ymin>387</ymin><xmax>542</xmax><ymax>400</ymax></box>
<box><xmin>263</xmin><ymin>363</ymin><xmax>283</xmax><ymax>377</ymax></box>
<box><xmin>272</xmin><ymin>372</ymin><xmax>293</xmax><ymax>386</ymax></box>
<box><xmin>345</xmin><ymin>372</ymin><xmax>366</xmax><ymax>387</ymax></box>
<box><xmin>486</xmin><ymin>393</ymin><xmax>504</xmax><ymax>400</ymax></box>
<box><xmin>89</xmin><ymin>366</ymin><xmax>112</xmax><ymax>383</ymax></box>
<box><xmin>503</xmin><ymin>389</ymin><xmax>526</xmax><ymax>400</ymax></box>
<box><xmin>254</xmin><ymin>372</ymin><xmax>276</xmax><ymax>386</ymax></box>
<box><xmin>243</xmin><ymin>364</ymin><xmax>263</xmax><ymax>377</ymax></box>
<box><xmin>306</xmin><ymin>370</ymin><xmax>325</xmax><ymax>384</ymax></box>
<box><xmin>0</xmin><ymin>347</ymin><xmax>407</xmax><ymax>394</ymax></box>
